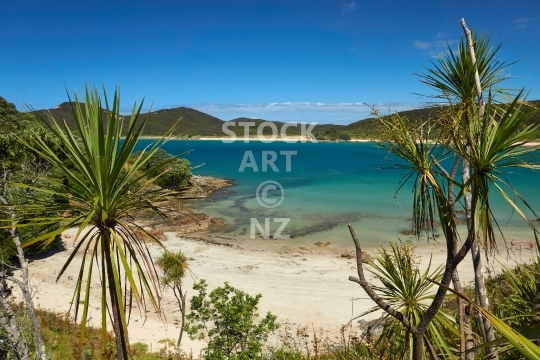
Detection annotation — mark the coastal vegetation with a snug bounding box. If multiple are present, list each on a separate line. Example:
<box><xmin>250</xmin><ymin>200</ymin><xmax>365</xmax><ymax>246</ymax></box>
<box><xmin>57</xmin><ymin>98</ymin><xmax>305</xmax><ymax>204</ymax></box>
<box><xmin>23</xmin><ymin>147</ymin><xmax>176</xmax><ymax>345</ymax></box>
<box><xmin>2</xmin><ymin>21</ymin><xmax>540</xmax><ymax>360</ymax></box>
<box><xmin>130</xmin><ymin>149</ymin><xmax>191</xmax><ymax>189</ymax></box>
<box><xmin>1</xmin><ymin>86</ymin><xmax>194</xmax><ymax>360</ymax></box>
<box><xmin>5</xmin><ymin>92</ymin><xmax>539</xmax><ymax>142</ymax></box>
<box><xmin>26</xmin><ymin>91</ymin><xmax>540</xmax><ymax>141</ymax></box>
<box><xmin>3</xmin><ymin>255</ymin><xmax>540</xmax><ymax>359</ymax></box>
<box><xmin>359</xmin><ymin>241</ymin><xmax>458</xmax><ymax>359</ymax></box>
<box><xmin>184</xmin><ymin>280</ymin><xmax>279</xmax><ymax>359</ymax></box>
<box><xmin>33</xmin><ymin>103</ymin><xmax>350</xmax><ymax>140</ymax></box>
<box><xmin>0</xmin><ymin>97</ymin><xmax>64</xmax><ymax>268</ymax></box>
<box><xmin>351</xmin><ymin>20</ymin><xmax>540</xmax><ymax>359</ymax></box>
<box><xmin>155</xmin><ymin>250</ymin><xmax>189</xmax><ymax>360</ymax></box>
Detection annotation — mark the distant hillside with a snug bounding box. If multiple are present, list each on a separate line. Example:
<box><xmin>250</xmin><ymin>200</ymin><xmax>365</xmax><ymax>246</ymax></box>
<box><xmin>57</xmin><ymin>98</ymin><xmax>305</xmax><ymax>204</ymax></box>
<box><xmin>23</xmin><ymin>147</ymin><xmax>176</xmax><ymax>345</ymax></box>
<box><xmin>346</xmin><ymin>100</ymin><xmax>540</xmax><ymax>139</ymax></box>
<box><xmin>225</xmin><ymin>117</ymin><xmax>347</xmax><ymax>138</ymax></box>
<box><xmin>15</xmin><ymin>98</ymin><xmax>540</xmax><ymax>140</ymax></box>
<box><xmin>31</xmin><ymin>103</ymin><xmax>349</xmax><ymax>139</ymax></box>
<box><xmin>345</xmin><ymin>106</ymin><xmax>450</xmax><ymax>139</ymax></box>
<box><xmin>0</xmin><ymin>96</ymin><xmax>35</xmax><ymax>132</ymax></box>
<box><xmin>33</xmin><ymin>102</ymin><xmax>226</xmax><ymax>137</ymax></box>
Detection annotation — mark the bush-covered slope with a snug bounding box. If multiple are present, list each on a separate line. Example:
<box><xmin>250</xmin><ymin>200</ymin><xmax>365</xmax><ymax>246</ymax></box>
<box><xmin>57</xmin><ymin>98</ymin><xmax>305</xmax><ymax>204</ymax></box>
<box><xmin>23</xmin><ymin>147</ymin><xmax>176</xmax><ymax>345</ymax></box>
<box><xmin>11</xmin><ymin>97</ymin><xmax>540</xmax><ymax>139</ymax></box>
<box><xmin>31</xmin><ymin>103</ymin><xmax>351</xmax><ymax>139</ymax></box>
<box><xmin>33</xmin><ymin>102</ymin><xmax>225</xmax><ymax>137</ymax></box>
<box><xmin>346</xmin><ymin>100</ymin><xmax>540</xmax><ymax>139</ymax></box>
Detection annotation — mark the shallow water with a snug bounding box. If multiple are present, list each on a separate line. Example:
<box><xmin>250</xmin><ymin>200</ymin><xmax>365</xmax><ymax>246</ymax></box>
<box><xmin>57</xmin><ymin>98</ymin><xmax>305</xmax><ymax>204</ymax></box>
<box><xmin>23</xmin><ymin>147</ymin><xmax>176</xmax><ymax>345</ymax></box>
<box><xmin>135</xmin><ymin>139</ymin><xmax>540</xmax><ymax>246</ymax></box>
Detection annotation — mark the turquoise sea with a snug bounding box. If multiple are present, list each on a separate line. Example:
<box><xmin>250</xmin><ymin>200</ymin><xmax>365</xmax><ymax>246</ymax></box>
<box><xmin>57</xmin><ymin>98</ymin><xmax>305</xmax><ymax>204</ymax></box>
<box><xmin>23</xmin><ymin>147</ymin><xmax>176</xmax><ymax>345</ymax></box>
<box><xmin>135</xmin><ymin>140</ymin><xmax>540</xmax><ymax>247</ymax></box>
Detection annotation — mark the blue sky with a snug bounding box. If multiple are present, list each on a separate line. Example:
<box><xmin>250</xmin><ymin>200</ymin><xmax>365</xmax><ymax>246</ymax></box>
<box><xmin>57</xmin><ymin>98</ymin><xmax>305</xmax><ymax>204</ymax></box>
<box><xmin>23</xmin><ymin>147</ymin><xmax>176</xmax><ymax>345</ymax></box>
<box><xmin>1</xmin><ymin>0</ymin><xmax>539</xmax><ymax>124</ymax></box>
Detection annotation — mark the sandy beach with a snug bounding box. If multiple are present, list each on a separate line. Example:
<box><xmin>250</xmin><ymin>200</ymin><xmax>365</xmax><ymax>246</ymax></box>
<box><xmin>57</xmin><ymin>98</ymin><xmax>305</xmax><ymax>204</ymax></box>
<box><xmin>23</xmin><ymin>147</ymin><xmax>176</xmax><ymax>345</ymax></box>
<box><xmin>142</xmin><ymin>136</ymin><xmax>375</xmax><ymax>143</ymax></box>
<box><xmin>12</xmin><ymin>226</ymin><xmax>532</xmax><ymax>356</ymax></box>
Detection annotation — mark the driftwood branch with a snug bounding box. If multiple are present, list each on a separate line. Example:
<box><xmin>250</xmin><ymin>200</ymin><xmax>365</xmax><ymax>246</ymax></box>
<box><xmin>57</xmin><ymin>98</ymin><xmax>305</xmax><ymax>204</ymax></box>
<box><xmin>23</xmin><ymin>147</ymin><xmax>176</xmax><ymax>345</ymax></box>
<box><xmin>0</xmin><ymin>195</ymin><xmax>48</xmax><ymax>360</ymax></box>
<box><xmin>0</xmin><ymin>282</ymin><xmax>30</xmax><ymax>360</ymax></box>
<box><xmin>348</xmin><ymin>215</ymin><xmax>473</xmax><ymax>360</ymax></box>
<box><xmin>347</xmin><ymin>224</ymin><xmax>415</xmax><ymax>333</ymax></box>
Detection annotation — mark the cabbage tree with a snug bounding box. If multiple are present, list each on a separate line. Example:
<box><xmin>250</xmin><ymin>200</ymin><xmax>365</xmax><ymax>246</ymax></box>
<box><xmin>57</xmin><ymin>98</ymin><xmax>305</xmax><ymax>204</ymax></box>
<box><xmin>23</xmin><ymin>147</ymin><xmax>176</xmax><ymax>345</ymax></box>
<box><xmin>6</xmin><ymin>85</ymin><xmax>180</xmax><ymax>360</ymax></box>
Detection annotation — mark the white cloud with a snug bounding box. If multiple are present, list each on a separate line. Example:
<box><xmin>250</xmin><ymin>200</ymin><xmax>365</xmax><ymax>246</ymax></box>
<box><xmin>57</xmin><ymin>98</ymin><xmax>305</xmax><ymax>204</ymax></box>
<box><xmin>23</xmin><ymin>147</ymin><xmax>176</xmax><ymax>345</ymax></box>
<box><xmin>413</xmin><ymin>32</ymin><xmax>458</xmax><ymax>55</ymax></box>
<box><xmin>341</xmin><ymin>2</ymin><xmax>356</xmax><ymax>15</ymax></box>
<box><xmin>152</xmin><ymin>101</ymin><xmax>422</xmax><ymax>124</ymax></box>
<box><xmin>436</xmin><ymin>31</ymin><xmax>449</xmax><ymax>39</ymax></box>
<box><xmin>414</xmin><ymin>40</ymin><xmax>432</xmax><ymax>49</ymax></box>
<box><xmin>513</xmin><ymin>18</ymin><xmax>532</xmax><ymax>29</ymax></box>
<box><xmin>124</xmin><ymin>101</ymin><xmax>428</xmax><ymax>124</ymax></box>
<box><xmin>191</xmin><ymin>101</ymin><xmax>371</xmax><ymax>113</ymax></box>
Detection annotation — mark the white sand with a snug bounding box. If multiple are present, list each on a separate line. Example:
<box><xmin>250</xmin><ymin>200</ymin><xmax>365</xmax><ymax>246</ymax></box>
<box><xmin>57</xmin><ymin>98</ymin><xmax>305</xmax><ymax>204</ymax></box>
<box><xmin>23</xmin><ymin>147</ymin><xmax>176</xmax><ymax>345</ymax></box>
<box><xmin>13</xmin><ymin>228</ymin><xmax>532</xmax><ymax>355</ymax></box>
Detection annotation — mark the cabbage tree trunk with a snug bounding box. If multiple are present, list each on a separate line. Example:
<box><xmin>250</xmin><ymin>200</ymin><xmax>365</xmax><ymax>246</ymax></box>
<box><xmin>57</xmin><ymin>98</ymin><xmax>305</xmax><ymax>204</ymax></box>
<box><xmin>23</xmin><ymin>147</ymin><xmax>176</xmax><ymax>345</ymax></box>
<box><xmin>460</xmin><ymin>18</ymin><xmax>498</xmax><ymax>359</ymax></box>
<box><xmin>462</xmin><ymin>161</ymin><xmax>497</xmax><ymax>359</ymax></box>
<box><xmin>103</xmin><ymin>236</ymin><xmax>129</xmax><ymax>360</ymax></box>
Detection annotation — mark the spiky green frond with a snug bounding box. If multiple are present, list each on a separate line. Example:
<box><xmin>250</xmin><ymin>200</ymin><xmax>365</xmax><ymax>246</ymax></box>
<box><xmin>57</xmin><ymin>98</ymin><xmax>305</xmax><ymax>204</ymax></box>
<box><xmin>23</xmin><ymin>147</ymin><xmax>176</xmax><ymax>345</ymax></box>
<box><xmin>364</xmin><ymin>242</ymin><xmax>459</xmax><ymax>359</ymax></box>
<box><xmin>1</xmin><ymin>85</ymin><xmax>183</xmax><ymax>354</ymax></box>
<box><xmin>378</xmin><ymin>112</ymin><xmax>457</xmax><ymax>239</ymax></box>
<box><xmin>451</xmin><ymin>91</ymin><xmax>540</xmax><ymax>248</ymax></box>
<box><xmin>415</xmin><ymin>31</ymin><xmax>515</xmax><ymax>105</ymax></box>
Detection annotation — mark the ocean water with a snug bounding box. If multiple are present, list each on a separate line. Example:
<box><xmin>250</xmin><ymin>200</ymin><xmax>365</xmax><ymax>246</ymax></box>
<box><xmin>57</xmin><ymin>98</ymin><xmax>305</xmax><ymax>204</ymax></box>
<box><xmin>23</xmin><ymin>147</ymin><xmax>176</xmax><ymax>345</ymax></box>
<box><xmin>134</xmin><ymin>139</ymin><xmax>540</xmax><ymax>247</ymax></box>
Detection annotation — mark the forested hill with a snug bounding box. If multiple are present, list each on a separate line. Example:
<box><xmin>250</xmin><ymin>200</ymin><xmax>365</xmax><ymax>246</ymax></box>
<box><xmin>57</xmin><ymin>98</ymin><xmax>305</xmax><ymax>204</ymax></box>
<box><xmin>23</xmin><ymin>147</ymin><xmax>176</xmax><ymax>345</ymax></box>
<box><xmin>34</xmin><ymin>102</ymin><xmax>227</xmax><ymax>137</ymax></box>
<box><xmin>345</xmin><ymin>100</ymin><xmax>540</xmax><ymax>139</ymax></box>
<box><xmin>2</xmin><ymin>96</ymin><xmax>539</xmax><ymax>140</ymax></box>
<box><xmin>31</xmin><ymin>102</ymin><xmax>349</xmax><ymax>139</ymax></box>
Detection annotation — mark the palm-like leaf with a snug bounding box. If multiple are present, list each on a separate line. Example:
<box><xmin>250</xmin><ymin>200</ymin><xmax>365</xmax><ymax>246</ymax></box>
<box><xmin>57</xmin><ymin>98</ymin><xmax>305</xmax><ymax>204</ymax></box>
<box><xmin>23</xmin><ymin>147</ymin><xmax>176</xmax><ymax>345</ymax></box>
<box><xmin>156</xmin><ymin>250</ymin><xmax>189</xmax><ymax>288</ymax></box>
<box><xmin>364</xmin><ymin>242</ymin><xmax>459</xmax><ymax>359</ymax></box>
<box><xmin>373</xmin><ymin>26</ymin><xmax>540</xmax><ymax>359</ymax></box>
<box><xmin>155</xmin><ymin>250</ymin><xmax>189</xmax><ymax>356</ymax></box>
<box><xmin>451</xmin><ymin>91</ymin><xmax>540</xmax><ymax>248</ymax></box>
<box><xmin>378</xmin><ymin>112</ymin><xmax>456</xmax><ymax>239</ymax></box>
<box><xmin>492</xmin><ymin>263</ymin><xmax>537</xmax><ymax>327</ymax></box>
<box><xmin>415</xmin><ymin>32</ymin><xmax>514</xmax><ymax>105</ymax></box>
<box><xmin>433</xmin><ymin>279</ymin><xmax>540</xmax><ymax>360</ymax></box>
<box><xmin>472</xmin><ymin>262</ymin><xmax>540</xmax><ymax>357</ymax></box>
<box><xmin>2</xmin><ymin>85</ymin><xmax>181</xmax><ymax>358</ymax></box>
<box><xmin>414</xmin><ymin>30</ymin><xmax>540</xmax><ymax>250</ymax></box>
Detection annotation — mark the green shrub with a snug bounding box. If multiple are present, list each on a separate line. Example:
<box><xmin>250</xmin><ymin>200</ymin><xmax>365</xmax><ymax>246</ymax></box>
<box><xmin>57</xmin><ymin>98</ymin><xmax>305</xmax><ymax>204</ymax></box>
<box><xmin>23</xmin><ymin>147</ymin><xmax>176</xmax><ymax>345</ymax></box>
<box><xmin>0</xmin><ymin>229</ymin><xmax>16</xmax><ymax>271</ymax></box>
<box><xmin>339</xmin><ymin>132</ymin><xmax>351</xmax><ymax>141</ymax></box>
<box><xmin>132</xmin><ymin>148</ymin><xmax>191</xmax><ymax>189</ymax></box>
<box><xmin>185</xmin><ymin>280</ymin><xmax>279</xmax><ymax>360</ymax></box>
<box><xmin>0</xmin><ymin>225</ymin><xmax>62</xmax><ymax>271</ymax></box>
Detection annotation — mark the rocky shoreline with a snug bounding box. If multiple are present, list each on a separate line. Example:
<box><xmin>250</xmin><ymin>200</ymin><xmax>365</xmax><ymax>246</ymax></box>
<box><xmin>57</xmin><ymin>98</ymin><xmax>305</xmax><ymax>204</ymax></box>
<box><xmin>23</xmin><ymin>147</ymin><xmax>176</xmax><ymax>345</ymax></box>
<box><xmin>137</xmin><ymin>175</ymin><xmax>233</xmax><ymax>235</ymax></box>
<box><xmin>182</xmin><ymin>175</ymin><xmax>234</xmax><ymax>199</ymax></box>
